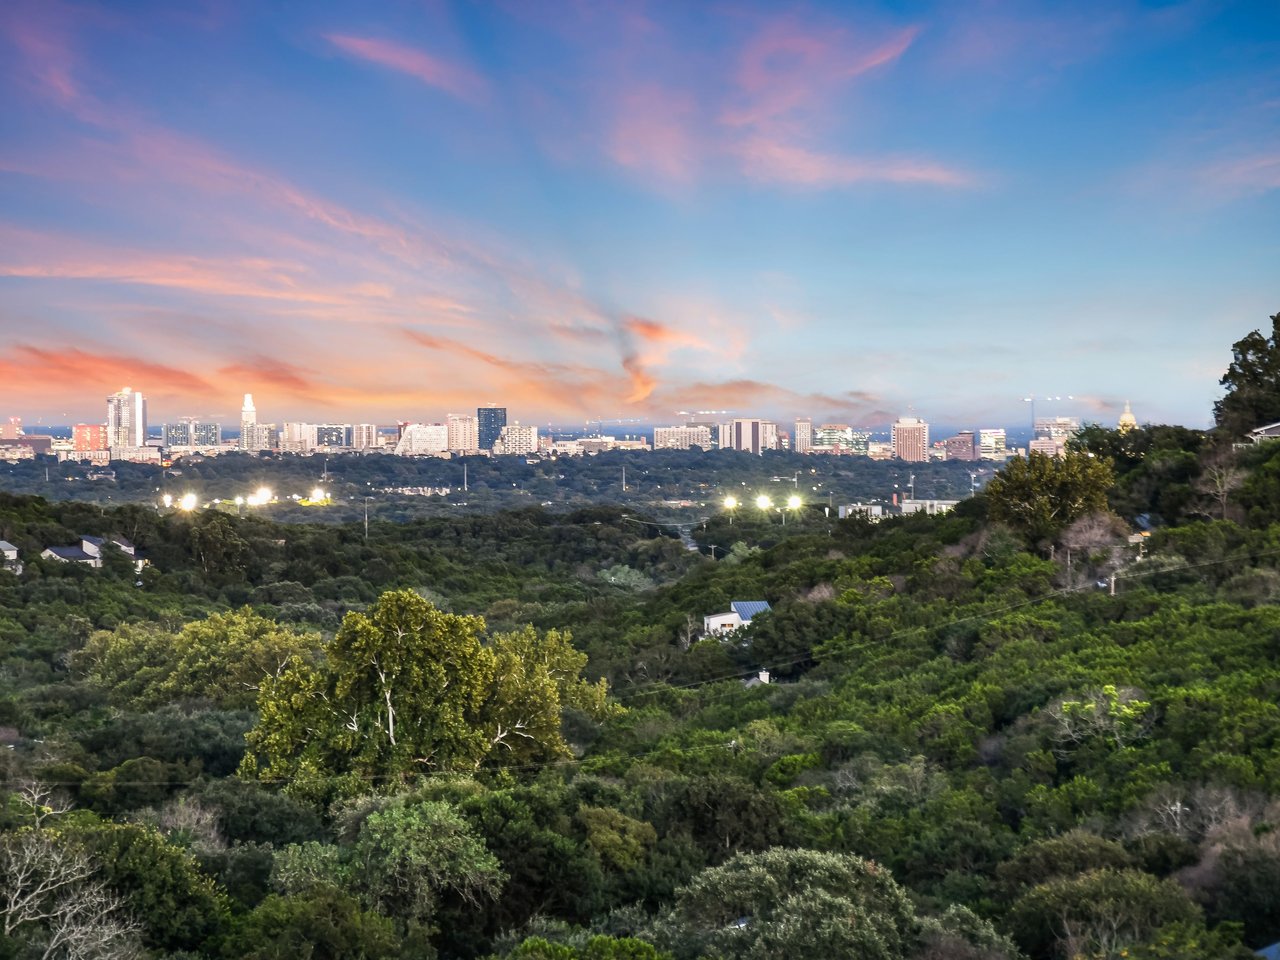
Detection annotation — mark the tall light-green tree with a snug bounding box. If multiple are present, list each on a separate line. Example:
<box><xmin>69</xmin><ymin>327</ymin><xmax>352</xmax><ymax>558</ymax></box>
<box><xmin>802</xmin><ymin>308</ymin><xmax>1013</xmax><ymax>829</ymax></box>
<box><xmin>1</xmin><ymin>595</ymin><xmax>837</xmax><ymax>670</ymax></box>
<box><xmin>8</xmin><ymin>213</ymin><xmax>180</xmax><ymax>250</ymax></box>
<box><xmin>241</xmin><ymin>590</ymin><xmax>612</xmax><ymax>800</ymax></box>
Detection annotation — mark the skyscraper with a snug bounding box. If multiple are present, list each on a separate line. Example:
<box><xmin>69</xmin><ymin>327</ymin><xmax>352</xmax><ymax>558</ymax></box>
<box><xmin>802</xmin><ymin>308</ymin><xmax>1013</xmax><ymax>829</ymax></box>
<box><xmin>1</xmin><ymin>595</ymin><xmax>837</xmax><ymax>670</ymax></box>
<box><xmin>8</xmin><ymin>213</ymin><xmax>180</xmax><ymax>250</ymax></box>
<box><xmin>891</xmin><ymin>416</ymin><xmax>929</xmax><ymax>462</ymax></box>
<box><xmin>477</xmin><ymin>405</ymin><xmax>507</xmax><ymax>451</ymax></box>
<box><xmin>793</xmin><ymin>418</ymin><xmax>813</xmax><ymax>454</ymax></box>
<box><xmin>106</xmin><ymin>387</ymin><xmax>147</xmax><ymax>449</ymax></box>
<box><xmin>447</xmin><ymin>414</ymin><xmax>479</xmax><ymax>452</ymax></box>
<box><xmin>978</xmin><ymin>428</ymin><xmax>1008</xmax><ymax>461</ymax></box>
<box><xmin>241</xmin><ymin>394</ymin><xmax>262</xmax><ymax>452</ymax></box>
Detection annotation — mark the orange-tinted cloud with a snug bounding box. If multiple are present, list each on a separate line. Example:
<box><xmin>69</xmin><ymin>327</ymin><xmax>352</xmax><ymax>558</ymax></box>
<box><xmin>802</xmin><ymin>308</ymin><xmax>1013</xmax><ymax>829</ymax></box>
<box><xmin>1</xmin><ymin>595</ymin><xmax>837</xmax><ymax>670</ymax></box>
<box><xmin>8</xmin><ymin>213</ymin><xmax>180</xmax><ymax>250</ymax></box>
<box><xmin>325</xmin><ymin>34</ymin><xmax>486</xmax><ymax>104</ymax></box>
<box><xmin>0</xmin><ymin>345</ymin><xmax>215</xmax><ymax>399</ymax></box>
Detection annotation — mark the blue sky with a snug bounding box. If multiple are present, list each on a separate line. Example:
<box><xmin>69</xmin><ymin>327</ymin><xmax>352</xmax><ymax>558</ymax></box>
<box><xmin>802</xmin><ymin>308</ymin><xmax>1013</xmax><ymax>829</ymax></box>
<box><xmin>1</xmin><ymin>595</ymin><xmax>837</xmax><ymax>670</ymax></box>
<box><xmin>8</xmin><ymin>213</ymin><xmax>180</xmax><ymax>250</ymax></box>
<box><xmin>0</xmin><ymin>0</ymin><xmax>1277</xmax><ymax>429</ymax></box>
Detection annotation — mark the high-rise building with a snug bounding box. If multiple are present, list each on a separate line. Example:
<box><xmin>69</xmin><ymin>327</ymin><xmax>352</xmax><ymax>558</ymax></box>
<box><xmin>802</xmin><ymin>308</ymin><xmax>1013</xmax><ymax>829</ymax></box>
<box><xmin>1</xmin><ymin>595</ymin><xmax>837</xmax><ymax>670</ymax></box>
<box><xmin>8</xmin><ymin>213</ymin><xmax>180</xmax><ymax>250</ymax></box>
<box><xmin>793</xmin><ymin>419</ymin><xmax>813</xmax><ymax>454</ymax></box>
<box><xmin>73</xmin><ymin>423</ymin><xmax>108</xmax><ymax>452</ymax></box>
<box><xmin>394</xmin><ymin>423</ymin><xmax>449</xmax><ymax>456</ymax></box>
<box><xmin>891</xmin><ymin>416</ymin><xmax>929</xmax><ymax>462</ymax></box>
<box><xmin>978</xmin><ymin>428</ymin><xmax>1008</xmax><ymax>461</ymax></box>
<box><xmin>494</xmin><ymin>423</ymin><xmax>538</xmax><ymax>456</ymax></box>
<box><xmin>163</xmin><ymin>417</ymin><xmax>220</xmax><ymax>448</ymax></box>
<box><xmin>447</xmin><ymin>414</ymin><xmax>479</xmax><ymax>452</ymax></box>
<box><xmin>724</xmin><ymin>419</ymin><xmax>778</xmax><ymax>455</ymax></box>
<box><xmin>315</xmin><ymin>424</ymin><xmax>349</xmax><ymax>447</ymax></box>
<box><xmin>1</xmin><ymin>418</ymin><xmax>20</xmax><ymax>441</ymax></box>
<box><xmin>106</xmin><ymin>387</ymin><xmax>147</xmax><ymax>450</ymax></box>
<box><xmin>943</xmin><ymin>431</ymin><xmax>978</xmax><ymax>461</ymax></box>
<box><xmin>240</xmin><ymin>394</ymin><xmax>265</xmax><ymax>452</ymax></box>
<box><xmin>654</xmin><ymin>425</ymin><xmax>714</xmax><ymax>450</ymax></box>
<box><xmin>478</xmin><ymin>405</ymin><xmax>507</xmax><ymax>451</ymax></box>
<box><xmin>351</xmin><ymin>424</ymin><xmax>379</xmax><ymax>450</ymax></box>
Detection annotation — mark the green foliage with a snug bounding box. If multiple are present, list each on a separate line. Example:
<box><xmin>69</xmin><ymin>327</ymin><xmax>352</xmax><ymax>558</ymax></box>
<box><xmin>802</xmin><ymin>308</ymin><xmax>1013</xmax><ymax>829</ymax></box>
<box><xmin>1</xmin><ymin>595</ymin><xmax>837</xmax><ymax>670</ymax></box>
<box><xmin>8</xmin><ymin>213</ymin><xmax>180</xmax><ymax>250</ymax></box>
<box><xmin>71</xmin><ymin>820</ymin><xmax>231</xmax><ymax>953</ymax></box>
<box><xmin>76</xmin><ymin>607</ymin><xmax>318</xmax><ymax>709</ymax></box>
<box><xmin>653</xmin><ymin>847</ymin><xmax>917</xmax><ymax>960</ymax></box>
<box><xmin>221</xmin><ymin>889</ymin><xmax>404</xmax><ymax>960</ymax></box>
<box><xmin>349</xmin><ymin>800</ymin><xmax>505</xmax><ymax>926</ymax></box>
<box><xmin>1215</xmin><ymin>311</ymin><xmax>1280</xmax><ymax>439</ymax></box>
<box><xmin>242</xmin><ymin>591</ymin><xmax>610</xmax><ymax>800</ymax></box>
<box><xmin>985</xmin><ymin>450</ymin><xmax>1113</xmax><ymax>544</ymax></box>
<box><xmin>1009</xmin><ymin>868</ymin><xmax>1200</xmax><ymax>959</ymax></box>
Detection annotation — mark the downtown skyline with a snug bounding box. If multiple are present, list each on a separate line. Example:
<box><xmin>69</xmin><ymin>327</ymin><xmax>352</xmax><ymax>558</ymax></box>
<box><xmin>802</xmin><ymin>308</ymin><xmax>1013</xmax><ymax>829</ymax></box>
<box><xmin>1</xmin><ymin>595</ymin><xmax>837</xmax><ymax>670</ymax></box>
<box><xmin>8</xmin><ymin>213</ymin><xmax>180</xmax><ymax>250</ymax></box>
<box><xmin>1</xmin><ymin>1</ymin><xmax>1277</xmax><ymax>428</ymax></box>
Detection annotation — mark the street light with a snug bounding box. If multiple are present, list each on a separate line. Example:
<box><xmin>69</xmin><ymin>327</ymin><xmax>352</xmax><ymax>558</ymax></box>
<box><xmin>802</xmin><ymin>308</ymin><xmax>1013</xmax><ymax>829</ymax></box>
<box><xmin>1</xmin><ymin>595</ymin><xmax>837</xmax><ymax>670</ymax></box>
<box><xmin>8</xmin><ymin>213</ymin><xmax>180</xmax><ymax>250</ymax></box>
<box><xmin>724</xmin><ymin>495</ymin><xmax>738</xmax><ymax>525</ymax></box>
<box><xmin>162</xmin><ymin>494</ymin><xmax>173</xmax><ymax>509</ymax></box>
<box><xmin>234</xmin><ymin>495</ymin><xmax>244</xmax><ymax>516</ymax></box>
<box><xmin>755</xmin><ymin>494</ymin><xmax>772</xmax><ymax>518</ymax></box>
<box><xmin>310</xmin><ymin>487</ymin><xmax>326</xmax><ymax>502</ymax></box>
<box><xmin>783</xmin><ymin>494</ymin><xmax>801</xmax><ymax>525</ymax></box>
<box><xmin>178</xmin><ymin>493</ymin><xmax>197</xmax><ymax>511</ymax></box>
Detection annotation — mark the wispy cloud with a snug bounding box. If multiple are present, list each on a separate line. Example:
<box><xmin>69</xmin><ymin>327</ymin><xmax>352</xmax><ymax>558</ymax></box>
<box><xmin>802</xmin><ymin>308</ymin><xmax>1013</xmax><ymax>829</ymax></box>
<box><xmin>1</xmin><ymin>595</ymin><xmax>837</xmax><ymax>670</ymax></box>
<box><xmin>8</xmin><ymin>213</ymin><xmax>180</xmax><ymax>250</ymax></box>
<box><xmin>325</xmin><ymin>33</ymin><xmax>487</xmax><ymax>104</ymax></box>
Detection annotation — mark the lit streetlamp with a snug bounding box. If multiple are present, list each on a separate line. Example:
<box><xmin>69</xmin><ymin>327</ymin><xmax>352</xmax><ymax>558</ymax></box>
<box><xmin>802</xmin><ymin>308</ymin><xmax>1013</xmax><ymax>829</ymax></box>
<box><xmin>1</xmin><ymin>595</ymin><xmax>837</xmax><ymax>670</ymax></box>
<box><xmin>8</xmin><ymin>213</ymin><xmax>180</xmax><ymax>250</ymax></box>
<box><xmin>784</xmin><ymin>494</ymin><xmax>801</xmax><ymax>525</ymax></box>
<box><xmin>755</xmin><ymin>494</ymin><xmax>772</xmax><ymax>520</ymax></box>
<box><xmin>724</xmin><ymin>495</ymin><xmax>738</xmax><ymax>525</ymax></box>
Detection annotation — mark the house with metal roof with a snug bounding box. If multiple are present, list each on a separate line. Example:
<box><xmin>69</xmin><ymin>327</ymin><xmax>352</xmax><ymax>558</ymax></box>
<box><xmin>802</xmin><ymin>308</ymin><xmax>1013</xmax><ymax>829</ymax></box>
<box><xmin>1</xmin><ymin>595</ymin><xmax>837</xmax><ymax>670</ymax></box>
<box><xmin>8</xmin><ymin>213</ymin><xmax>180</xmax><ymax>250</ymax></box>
<box><xmin>0</xmin><ymin>540</ymin><xmax>20</xmax><ymax>575</ymax></box>
<box><xmin>703</xmin><ymin>600</ymin><xmax>772</xmax><ymax>636</ymax></box>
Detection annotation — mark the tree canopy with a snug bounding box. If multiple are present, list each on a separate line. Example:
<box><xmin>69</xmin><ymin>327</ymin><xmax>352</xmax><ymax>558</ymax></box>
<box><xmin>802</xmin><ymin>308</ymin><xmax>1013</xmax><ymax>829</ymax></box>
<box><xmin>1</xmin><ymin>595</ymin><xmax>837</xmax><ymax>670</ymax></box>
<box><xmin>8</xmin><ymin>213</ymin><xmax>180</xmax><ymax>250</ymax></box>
<box><xmin>1215</xmin><ymin>311</ymin><xmax>1280</xmax><ymax>438</ymax></box>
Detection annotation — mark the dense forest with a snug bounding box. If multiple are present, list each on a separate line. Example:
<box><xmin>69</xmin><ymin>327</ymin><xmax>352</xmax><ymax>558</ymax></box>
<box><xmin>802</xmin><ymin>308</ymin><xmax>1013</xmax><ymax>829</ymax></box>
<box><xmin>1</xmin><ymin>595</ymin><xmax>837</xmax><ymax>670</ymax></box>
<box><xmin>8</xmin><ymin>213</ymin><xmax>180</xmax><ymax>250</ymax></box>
<box><xmin>3</xmin><ymin>315</ymin><xmax>1280</xmax><ymax>960</ymax></box>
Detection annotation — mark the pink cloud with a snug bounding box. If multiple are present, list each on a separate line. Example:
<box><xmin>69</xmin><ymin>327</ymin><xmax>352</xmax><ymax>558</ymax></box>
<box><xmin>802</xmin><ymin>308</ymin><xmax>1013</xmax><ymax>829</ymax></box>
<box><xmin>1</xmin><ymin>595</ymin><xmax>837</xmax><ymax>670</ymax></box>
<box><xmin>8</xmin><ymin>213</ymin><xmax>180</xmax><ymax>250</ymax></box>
<box><xmin>607</xmin><ymin>85</ymin><xmax>703</xmax><ymax>183</ymax></box>
<box><xmin>325</xmin><ymin>34</ymin><xmax>486</xmax><ymax>104</ymax></box>
<box><xmin>736</xmin><ymin>137</ymin><xmax>973</xmax><ymax>187</ymax></box>
<box><xmin>1202</xmin><ymin>152</ymin><xmax>1280</xmax><ymax>195</ymax></box>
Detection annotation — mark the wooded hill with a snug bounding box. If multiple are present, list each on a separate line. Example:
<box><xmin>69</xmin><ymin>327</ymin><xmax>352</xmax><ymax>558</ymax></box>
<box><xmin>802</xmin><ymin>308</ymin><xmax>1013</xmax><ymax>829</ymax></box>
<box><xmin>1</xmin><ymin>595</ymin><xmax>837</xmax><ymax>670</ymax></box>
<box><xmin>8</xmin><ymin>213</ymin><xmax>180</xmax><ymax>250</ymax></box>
<box><xmin>0</xmin><ymin>316</ymin><xmax>1278</xmax><ymax>960</ymax></box>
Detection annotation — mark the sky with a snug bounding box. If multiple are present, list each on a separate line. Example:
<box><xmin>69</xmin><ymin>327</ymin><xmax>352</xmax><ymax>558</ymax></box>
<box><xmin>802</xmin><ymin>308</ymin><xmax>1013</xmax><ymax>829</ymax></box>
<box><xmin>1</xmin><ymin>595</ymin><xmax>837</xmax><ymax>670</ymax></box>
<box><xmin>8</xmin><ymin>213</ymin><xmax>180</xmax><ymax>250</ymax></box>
<box><xmin>0</xmin><ymin>0</ymin><xmax>1277</xmax><ymax>431</ymax></box>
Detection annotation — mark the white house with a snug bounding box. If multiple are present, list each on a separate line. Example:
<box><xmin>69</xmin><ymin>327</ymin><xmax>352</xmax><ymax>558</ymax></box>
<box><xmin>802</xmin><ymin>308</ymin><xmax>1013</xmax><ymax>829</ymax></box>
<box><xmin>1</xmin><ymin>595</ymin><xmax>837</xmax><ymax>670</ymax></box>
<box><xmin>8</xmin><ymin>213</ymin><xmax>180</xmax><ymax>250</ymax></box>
<box><xmin>703</xmin><ymin>600</ymin><xmax>771</xmax><ymax>636</ymax></box>
<box><xmin>0</xmin><ymin>540</ymin><xmax>20</xmax><ymax>575</ymax></box>
<box><xmin>42</xmin><ymin>535</ymin><xmax>143</xmax><ymax>572</ymax></box>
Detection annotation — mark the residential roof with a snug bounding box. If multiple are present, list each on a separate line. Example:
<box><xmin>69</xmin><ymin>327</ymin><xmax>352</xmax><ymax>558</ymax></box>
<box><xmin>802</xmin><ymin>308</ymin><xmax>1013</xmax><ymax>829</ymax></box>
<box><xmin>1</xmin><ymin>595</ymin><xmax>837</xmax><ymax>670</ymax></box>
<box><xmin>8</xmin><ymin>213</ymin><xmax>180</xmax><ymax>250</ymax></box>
<box><xmin>45</xmin><ymin>546</ymin><xmax>95</xmax><ymax>562</ymax></box>
<box><xmin>1256</xmin><ymin>942</ymin><xmax>1280</xmax><ymax>960</ymax></box>
<box><xmin>731</xmin><ymin>601</ymin><xmax>771</xmax><ymax>621</ymax></box>
<box><xmin>0</xmin><ymin>540</ymin><xmax>17</xmax><ymax>554</ymax></box>
<box><xmin>81</xmin><ymin>535</ymin><xmax>105</xmax><ymax>547</ymax></box>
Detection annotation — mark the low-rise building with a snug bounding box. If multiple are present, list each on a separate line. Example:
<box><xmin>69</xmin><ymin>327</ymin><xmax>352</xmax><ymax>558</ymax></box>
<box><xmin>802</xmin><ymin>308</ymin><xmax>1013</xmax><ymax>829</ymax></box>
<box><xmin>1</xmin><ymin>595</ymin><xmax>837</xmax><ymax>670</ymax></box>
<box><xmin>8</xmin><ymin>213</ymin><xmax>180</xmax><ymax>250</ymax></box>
<box><xmin>703</xmin><ymin>600</ymin><xmax>771</xmax><ymax>635</ymax></box>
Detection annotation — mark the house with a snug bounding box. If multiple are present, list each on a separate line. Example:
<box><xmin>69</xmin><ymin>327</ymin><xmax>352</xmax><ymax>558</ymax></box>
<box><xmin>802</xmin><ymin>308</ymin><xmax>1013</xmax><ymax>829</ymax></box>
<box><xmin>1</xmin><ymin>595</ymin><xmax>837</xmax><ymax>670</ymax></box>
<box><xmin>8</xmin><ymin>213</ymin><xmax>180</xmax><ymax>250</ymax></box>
<box><xmin>41</xmin><ymin>543</ymin><xmax>100</xmax><ymax>568</ymax></box>
<box><xmin>703</xmin><ymin>600</ymin><xmax>771</xmax><ymax>635</ymax></box>
<box><xmin>0</xmin><ymin>540</ymin><xmax>20</xmax><ymax>575</ymax></box>
<box><xmin>1249</xmin><ymin>422</ymin><xmax>1280</xmax><ymax>444</ymax></box>
<box><xmin>743</xmin><ymin>669</ymin><xmax>771</xmax><ymax>689</ymax></box>
<box><xmin>42</xmin><ymin>535</ymin><xmax>144</xmax><ymax>572</ymax></box>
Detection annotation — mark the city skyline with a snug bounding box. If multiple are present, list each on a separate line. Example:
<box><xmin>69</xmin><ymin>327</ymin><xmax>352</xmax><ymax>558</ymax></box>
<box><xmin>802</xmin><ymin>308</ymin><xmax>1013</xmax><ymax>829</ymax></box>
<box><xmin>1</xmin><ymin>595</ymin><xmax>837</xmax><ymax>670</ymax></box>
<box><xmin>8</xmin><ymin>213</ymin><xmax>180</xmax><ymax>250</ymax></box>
<box><xmin>1</xmin><ymin>1</ymin><xmax>1277</xmax><ymax>427</ymax></box>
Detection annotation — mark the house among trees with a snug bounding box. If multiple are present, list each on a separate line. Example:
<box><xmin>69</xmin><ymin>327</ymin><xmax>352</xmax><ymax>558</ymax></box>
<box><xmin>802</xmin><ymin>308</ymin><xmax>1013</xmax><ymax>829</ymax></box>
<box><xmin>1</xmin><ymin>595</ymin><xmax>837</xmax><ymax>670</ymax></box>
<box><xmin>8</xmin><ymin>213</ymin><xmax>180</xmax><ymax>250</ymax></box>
<box><xmin>41</xmin><ymin>535</ymin><xmax>144</xmax><ymax>572</ymax></box>
<box><xmin>0</xmin><ymin>540</ymin><xmax>20</xmax><ymax>575</ymax></box>
<box><xmin>1247</xmin><ymin>421</ymin><xmax>1280</xmax><ymax>443</ymax></box>
<box><xmin>703</xmin><ymin>600</ymin><xmax>771</xmax><ymax>635</ymax></box>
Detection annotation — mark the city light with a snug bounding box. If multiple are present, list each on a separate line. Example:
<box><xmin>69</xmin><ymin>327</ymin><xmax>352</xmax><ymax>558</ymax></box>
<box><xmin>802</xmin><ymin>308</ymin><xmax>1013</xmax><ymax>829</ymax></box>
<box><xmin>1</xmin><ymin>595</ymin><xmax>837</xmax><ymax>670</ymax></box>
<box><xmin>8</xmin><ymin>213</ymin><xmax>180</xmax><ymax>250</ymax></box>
<box><xmin>178</xmin><ymin>493</ymin><xmax>197</xmax><ymax>511</ymax></box>
<box><xmin>257</xmin><ymin>486</ymin><xmax>271</xmax><ymax>502</ymax></box>
<box><xmin>755</xmin><ymin>494</ymin><xmax>772</xmax><ymax>510</ymax></box>
<box><xmin>310</xmin><ymin>487</ymin><xmax>326</xmax><ymax>502</ymax></box>
<box><xmin>787</xmin><ymin>495</ymin><xmax>802</xmax><ymax>510</ymax></box>
<box><xmin>162</xmin><ymin>494</ymin><xmax>172</xmax><ymax>508</ymax></box>
<box><xmin>724</xmin><ymin>496</ymin><xmax>738</xmax><ymax>509</ymax></box>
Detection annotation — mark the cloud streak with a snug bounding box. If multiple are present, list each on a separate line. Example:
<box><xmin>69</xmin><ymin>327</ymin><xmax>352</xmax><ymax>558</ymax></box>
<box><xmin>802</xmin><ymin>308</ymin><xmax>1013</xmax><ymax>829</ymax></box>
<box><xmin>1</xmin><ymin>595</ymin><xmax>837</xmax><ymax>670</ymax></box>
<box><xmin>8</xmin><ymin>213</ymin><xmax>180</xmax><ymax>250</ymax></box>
<box><xmin>325</xmin><ymin>33</ymin><xmax>487</xmax><ymax>104</ymax></box>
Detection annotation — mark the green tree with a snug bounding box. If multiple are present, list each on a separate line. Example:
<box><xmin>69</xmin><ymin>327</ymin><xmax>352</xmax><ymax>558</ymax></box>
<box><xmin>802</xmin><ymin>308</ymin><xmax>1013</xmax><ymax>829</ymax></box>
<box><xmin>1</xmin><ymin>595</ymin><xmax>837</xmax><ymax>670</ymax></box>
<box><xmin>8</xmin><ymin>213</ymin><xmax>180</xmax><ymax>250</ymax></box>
<box><xmin>486</xmin><ymin>626</ymin><xmax>613</xmax><ymax>765</ymax></box>
<box><xmin>243</xmin><ymin>591</ymin><xmax>496</xmax><ymax>800</ymax></box>
<box><xmin>242</xmin><ymin>591</ymin><xmax>611</xmax><ymax>800</ymax></box>
<box><xmin>653</xmin><ymin>847</ymin><xmax>916</xmax><ymax>960</ymax></box>
<box><xmin>349</xmin><ymin>800</ymin><xmax>505</xmax><ymax>927</ymax></box>
<box><xmin>1215</xmin><ymin>311</ymin><xmax>1280</xmax><ymax>438</ymax></box>
<box><xmin>1009</xmin><ymin>868</ymin><xmax>1200</xmax><ymax>960</ymax></box>
<box><xmin>77</xmin><ymin>608</ymin><xmax>318</xmax><ymax>709</ymax></box>
<box><xmin>221</xmin><ymin>889</ymin><xmax>403</xmax><ymax>960</ymax></box>
<box><xmin>985</xmin><ymin>451</ymin><xmax>1114</xmax><ymax>545</ymax></box>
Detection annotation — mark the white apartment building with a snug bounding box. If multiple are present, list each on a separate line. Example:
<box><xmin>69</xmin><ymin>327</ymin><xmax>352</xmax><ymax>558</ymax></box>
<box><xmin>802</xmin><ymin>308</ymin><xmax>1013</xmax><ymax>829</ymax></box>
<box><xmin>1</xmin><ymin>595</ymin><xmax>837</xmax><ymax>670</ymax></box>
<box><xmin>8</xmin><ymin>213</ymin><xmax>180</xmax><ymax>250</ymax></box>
<box><xmin>793</xmin><ymin>419</ymin><xmax>813</xmax><ymax>454</ymax></box>
<box><xmin>447</xmin><ymin>414</ymin><xmax>479</xmax><ymax>452</ymax></box>
<box><xmin>106</xmin><ymin>387</ymin><xmax>147</xmax><ymax>450</ymax></box>
<box><xmin>394</xmin><ymin>423</ymin><xmax>449</xmax><ymax>456</ymax></box>
<box><xmin>654</xmin><ymin>425</ymin><xmax>714</xmax><ymax>450</ymax></box>
<box><xmin>494</xmin><ymin>423</ymin><xmax>538</xmax><ymax>456</ymax></box>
